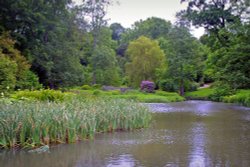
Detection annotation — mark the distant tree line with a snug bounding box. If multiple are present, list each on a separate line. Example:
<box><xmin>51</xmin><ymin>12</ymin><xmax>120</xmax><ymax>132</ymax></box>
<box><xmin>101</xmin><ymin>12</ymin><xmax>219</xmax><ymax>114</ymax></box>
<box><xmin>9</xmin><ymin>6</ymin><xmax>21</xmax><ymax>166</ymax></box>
<box><xmin>0</xmin><ymin>0</ymin><xmax>249</xmax><ymax>95</ymax></box>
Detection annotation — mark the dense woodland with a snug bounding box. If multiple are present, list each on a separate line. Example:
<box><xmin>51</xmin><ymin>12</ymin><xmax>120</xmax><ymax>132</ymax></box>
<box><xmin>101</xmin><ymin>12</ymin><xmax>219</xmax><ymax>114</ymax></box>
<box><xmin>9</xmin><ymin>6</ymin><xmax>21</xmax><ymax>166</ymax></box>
<box><xmin>0</xmin><ymin>0</ymin><xmax>249</xmax><ymax>96</ymax></box>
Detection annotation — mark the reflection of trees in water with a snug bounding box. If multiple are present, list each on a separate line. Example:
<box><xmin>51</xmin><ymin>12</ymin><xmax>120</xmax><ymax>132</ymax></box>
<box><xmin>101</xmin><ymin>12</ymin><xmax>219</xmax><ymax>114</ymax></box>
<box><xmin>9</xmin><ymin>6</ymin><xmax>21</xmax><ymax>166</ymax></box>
<box><xmin>204</xmin><ymin>109</ymin><xmax>250</xmax><ymax>167</ymax></box>
<box><xmin>131</xmin><ymin>113</ymin><xmax>194</xmax><ymax>166</ymax></box>
<box><xmin>188</xmin><ymin>122</ymin><xmax>211</xmax><ymax>167</ymax></box>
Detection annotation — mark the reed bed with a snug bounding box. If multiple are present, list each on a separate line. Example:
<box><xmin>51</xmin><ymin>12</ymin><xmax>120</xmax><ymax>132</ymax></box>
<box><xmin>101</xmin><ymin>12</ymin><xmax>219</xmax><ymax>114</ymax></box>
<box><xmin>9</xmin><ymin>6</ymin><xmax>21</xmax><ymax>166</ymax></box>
<box><xmin>0</xmin><ymin>98</ymin><xmax>151</xmax><ymax>149</ymax></box>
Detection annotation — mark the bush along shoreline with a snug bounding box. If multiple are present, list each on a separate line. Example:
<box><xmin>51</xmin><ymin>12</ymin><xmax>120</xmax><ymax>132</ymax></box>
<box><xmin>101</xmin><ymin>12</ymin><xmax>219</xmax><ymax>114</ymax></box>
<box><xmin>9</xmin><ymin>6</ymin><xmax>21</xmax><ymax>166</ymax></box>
<box><xmin>0</xmin><ymin>98</ymin><xmax>151</xmax><ymax>149</ymax></box>
<box><xmin>185</xmin><ymin>88</ymin><xmax>250</xmax><ymax>107</ymax></box>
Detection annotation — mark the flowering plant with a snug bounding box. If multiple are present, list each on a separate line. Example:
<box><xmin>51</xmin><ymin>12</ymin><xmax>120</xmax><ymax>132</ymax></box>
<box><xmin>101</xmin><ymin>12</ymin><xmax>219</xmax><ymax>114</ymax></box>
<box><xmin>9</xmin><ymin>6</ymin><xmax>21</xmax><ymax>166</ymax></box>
<box><xmin>140</xmin><ymin>80</ymin><xmax>155</xmax><ymax>93</ymax></box>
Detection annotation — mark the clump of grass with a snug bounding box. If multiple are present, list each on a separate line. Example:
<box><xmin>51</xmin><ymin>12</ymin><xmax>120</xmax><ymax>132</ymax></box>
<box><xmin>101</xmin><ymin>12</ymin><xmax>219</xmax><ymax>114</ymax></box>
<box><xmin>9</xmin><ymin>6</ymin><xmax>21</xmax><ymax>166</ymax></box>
<box><xmin>0</xmin><ymin>98</ymin><xmax>151</xmax><ymax>149</ymax></box>
<box><xmin>222</xmin><ymin>89</ymin><xmax>250</xmax><ymax>107</ymax></box>
<box><xmin>185</xmin><ymin>88</ymin><xmax>215</xmax><ymax>100</ymax></box>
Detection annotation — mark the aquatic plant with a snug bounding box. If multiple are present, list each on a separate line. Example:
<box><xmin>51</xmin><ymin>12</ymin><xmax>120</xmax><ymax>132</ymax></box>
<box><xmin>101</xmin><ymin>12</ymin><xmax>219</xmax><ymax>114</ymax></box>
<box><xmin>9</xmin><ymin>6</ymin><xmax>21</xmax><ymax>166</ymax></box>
<box><xmin>0</xmin><ymin>98</ymin><xmax>151</xmax><ymax>149</ymax></box>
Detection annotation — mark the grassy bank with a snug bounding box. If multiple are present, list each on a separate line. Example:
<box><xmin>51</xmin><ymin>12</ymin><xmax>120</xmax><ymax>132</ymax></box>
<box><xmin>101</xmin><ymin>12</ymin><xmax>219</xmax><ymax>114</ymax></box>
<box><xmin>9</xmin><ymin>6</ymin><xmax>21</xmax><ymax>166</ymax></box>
<box><xmin>185</xmin><ymin>87</ymin><xmax>215</xmax><ymax>100</ymax></box>
<box><xmin>0</xmin><ymin>98</ymin><xmax>151</xmax><ymax>149</ymax></box>
<box><xmin>223</xmin><ymin>90</ymin><xmax>250</xmax><ymax>107</ymax></box>
<box><xmin>69</xmin><ymin>88</ymin><xmax>185</xmax><ymax>103</ymax></box>
<box><xmin>185</xmin><ymin>88</ymin><xmax>250</xmax><ymax>107</ymax></box>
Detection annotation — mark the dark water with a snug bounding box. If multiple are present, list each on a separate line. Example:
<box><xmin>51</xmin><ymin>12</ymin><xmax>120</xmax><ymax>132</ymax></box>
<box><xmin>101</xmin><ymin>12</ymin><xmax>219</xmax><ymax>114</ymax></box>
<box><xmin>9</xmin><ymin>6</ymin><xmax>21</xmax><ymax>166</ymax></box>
<box><xmin>1</xmin><ymin>101</ymin><xmax>250</xmax><ymax>167</ymax></box>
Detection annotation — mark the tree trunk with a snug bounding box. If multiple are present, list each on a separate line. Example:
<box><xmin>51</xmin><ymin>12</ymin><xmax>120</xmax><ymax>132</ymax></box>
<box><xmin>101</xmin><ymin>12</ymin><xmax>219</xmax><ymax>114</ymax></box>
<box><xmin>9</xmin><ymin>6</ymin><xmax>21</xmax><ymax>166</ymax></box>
<box><xmin>179</xmin><ymin>78</ymin><xmax>184</xmax><ymax>96</ymax></box>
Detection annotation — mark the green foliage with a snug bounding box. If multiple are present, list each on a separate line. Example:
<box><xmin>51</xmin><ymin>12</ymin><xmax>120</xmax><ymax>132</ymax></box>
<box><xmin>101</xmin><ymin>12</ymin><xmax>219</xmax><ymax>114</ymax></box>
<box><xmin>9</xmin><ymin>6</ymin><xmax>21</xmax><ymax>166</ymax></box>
<box><xmin>164</xmin><ymin>26</ymin><xmax>204</xmax><ymax>95</ymax></box>
<box><xmin>185</xmin><ymin>88</ymin><xmax>215</xmax><ymax>100</ymax></box>
<box><xmin>91</xmin><ymin>28</ymin><xmax>121</xmax><ymax>86</ymax></box>
<box><xmin>0</xmin><ymin>56</ymin><xmax>17</xmax><ymax>94</ymax></box>
<box><xmin>223</xmin><ymin>90</ymin><xmax>250</xmax><ymax>107</ymax></box>
<box><xmin>92</xmin><ymin>84</ymin><xmax>102</xmax><ymax>89</ymax></box>
<box><xmin>71</xmin><ymin>88</ymin><xmax>185</xmax><ymax>103</ymax></box>
<box><xmin>208</xmin><ymin>84</ymin><xmax>234</xmax><ymax>101</ymax></box>
<box><xmin>81</xmin><ymin>85</ymin><xmax>92</xmax><ymax>90</ymax></box>
<box><xmin>205</xmin><ymin>24</ymin><xmax>250</xmax><ymax>89</ymax></box>
<box><xmin>126</xmin><ymin>36</ymin><xmax>165</xmax><ymax>87</ymax></box>
<box><xmin>179</xmin><ymin>0</ymin><xmax>246</xmax><ymax>32</ymax></box>
<box><xmin>15</xmin><ymin>70</ymin><xmax>42</xmax><ymax>90</ymax></box>
<box><xmin>93</xmin><ymin>90</ymin><xmax>101</xmax><ymax>96</ymax></box>
<box><xmin>11</xmin><ymin>90</ymin><xmax>69</xmax><ymax>102</ymax></box>
<box><xmin>0</xmin><ymin>98</ymin><xmax>151</xmax><ymax>148</ymax></box>
<box><xmin>0</xmin><ymin>32</ymin><xmax>41</xmax><ymax>91</ymax></box>
<box><xmin>159</xmin><ymin>79</ymin><xmax>178</xmax><ymax>92</ymax></box>
<box><xmin>184</xmin><ymin>81</ymin><xmax>199</xmax><ymax>92</ymax></box>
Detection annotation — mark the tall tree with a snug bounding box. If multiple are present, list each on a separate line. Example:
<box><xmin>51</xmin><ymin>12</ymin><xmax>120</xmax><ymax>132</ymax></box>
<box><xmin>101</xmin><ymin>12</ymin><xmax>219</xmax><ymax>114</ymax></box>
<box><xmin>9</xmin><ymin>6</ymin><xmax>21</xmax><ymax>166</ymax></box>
<box><xmin>90</xmin><ymin>27</ymin><xmax>121</xmax><ymax>86</ymax></box>
<box><xmin>0</xmin><ymin>0</ymin><xmax>87</xmax><ymax>88</ymax></box>
<box><xmin>165</xmin><ymin>26</ymin><xmax>203</xmax><ymax>96</ymax></box>
<box><xmin>81</xmin><ymin>0</ymin><xmax>112</xmax><ymax>84</ymax></box>
<box><xmin>0</xmin><ymin>32</ymin><xmax>40</xmax><ymax>91</ymax></box>
<box><xmin>125</xmin><ymin>36</ymin><xmax>165</xmax><ymax>87</ymax></box>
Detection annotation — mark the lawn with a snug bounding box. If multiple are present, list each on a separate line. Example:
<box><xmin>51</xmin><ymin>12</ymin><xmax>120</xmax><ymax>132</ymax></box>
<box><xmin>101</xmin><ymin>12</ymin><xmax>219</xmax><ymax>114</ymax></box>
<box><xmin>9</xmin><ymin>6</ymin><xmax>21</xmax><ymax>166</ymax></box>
<box><xmin>185</xmin><ymin>87</ymin><xmax>215</xmax><ymax>100</ymax></box>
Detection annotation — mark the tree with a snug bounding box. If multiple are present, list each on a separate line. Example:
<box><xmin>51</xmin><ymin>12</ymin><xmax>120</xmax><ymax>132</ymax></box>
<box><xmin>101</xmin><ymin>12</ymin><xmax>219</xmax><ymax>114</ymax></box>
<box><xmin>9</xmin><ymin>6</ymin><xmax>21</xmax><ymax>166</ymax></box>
<box><xmin>0</xmin><ymin>32</ymin><xmax>40</xmax><ymax>91</ymax></box>
<box><xmin>125</xmin><ymin>36</ymin><xmax>165</xmax><ymax>87</ymax></box>
<box><xmin>179</xmin><ymin>0</ymin><xmax>250</xmax><ymax>90</ymax></box>
<box><xmin>179</xmin><ymin>0</ymin><xmax>249</xmax><ymax>30</ymax></box>
<box><xmin>0</xmin><ymin>0</ymin><xmax>87</xmax><ymax>88</ymax></box>
<box><xmin>205</xmin><ymin>23</ymin><xmax>250</xmax><ymax>89</ymax></box>
<box><xmin>90</xmin><ymin>27</ymin><xmax>121</xmax><ymax>86</ymax></box>
<box><xmin>118</xmin><ymin>17</ymin><xmax>172</xmax><ymax>57</ymax></box>
<box><xmin>164</xmin><ymin>26</ymin><xmax>203</xmax><ymax>96</ymax></box>
<box><xmin>80</xmin><ymin>0</ymin><xmax>112</xmax><ymax>84</ymax></box>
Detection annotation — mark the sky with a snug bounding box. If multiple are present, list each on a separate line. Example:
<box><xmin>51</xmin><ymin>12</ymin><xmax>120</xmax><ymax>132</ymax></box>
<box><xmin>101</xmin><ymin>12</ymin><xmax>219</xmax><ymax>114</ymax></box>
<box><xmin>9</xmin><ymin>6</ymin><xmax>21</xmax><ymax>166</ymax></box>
<box><xmin>74</xmin><ymin>0</ymin><xmax>205</xmax><ymax>38</ymax></box>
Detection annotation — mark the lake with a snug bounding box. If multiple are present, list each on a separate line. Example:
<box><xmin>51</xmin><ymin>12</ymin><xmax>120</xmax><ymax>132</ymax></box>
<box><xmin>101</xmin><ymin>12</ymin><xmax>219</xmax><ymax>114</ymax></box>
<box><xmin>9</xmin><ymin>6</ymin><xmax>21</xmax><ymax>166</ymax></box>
<box><xmin>1</xmin><ymin>101</ymin><xmax>250</xmax><ymax>167</ymax></box>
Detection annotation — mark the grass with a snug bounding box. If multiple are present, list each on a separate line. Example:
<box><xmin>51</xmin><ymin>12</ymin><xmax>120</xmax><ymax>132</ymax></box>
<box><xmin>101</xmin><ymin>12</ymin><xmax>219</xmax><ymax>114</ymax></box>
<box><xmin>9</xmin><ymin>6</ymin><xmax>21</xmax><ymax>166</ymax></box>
<box><xmin>185</xmin><ymin>87</ymin><xmax>215</xmax><ymax>100</ymax></box>
<box><xmin>185</xmin><ymin>88</ymin><xmax>250</xmax><ymax>107</ymax></box>
<box><xmin>69</xmin><ymin>88</ymin><xmax>185</xmax><ymax>103</ymax></box>
<box><xmin>0</xmin><ymin>97</ymin><xmax>151</xmax><ymax>149</ymax></box>
<box><xmin>222</xmin><ymin>89</ymin><xmax>250</xmax><ymax>107</ymax></box>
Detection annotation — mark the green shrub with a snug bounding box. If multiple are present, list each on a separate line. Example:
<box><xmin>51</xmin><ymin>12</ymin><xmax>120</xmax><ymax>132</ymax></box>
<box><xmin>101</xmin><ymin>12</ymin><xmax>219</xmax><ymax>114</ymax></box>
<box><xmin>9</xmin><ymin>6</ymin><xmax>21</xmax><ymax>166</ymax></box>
<box><xmin>11</xmin><ymin>89</ymin><xmax>68</xmax><ymax>102</ymax></box>
<box><xmin>222</xmin><ymin>90</ymin><xmax>250</xmax><ymax>107</ymax></box>
<box><xmin>0</xmin><ymin>56</ymin><xmax>17</xmax><ymax>95</ymax></box>
<box><xmin>185</xmin><ymin>81</ymin><xmax>199</xmax><ymax>92</ymax></box>
<box><xmin>93</xmin><ymin>90</ymin><xmax>101</xmax><ymax>95</ymax></box>
<box><xmin>81</xmin><ymin>85</ymin><xmax>92</xmax><ymax>90</ymax></box>
<box><xmin>92</xmin><ymin>84</ymin><xmax>101</xmax><ymax>89</ymax></box>
<box><xmin>15</xmin><ymin>70</ymin><xmax>42</xmax><ymax>90</ymax></box>
<box><xmin>209</xmin><ymin>84</ymin><xmax>234</xmax><ymax>101</ymax></box>
<box><xmin>159</xmin><ymin>79</ymin><xmax>178</xmax><ymax>92</ymax></box>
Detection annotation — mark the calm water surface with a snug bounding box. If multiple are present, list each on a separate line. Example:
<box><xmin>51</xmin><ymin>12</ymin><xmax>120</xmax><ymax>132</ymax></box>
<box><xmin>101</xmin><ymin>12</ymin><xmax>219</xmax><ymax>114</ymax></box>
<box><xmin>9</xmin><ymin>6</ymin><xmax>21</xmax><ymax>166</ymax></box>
<box><xmin>1</xmin><ymin>101</ymin><xmax>250</xmax><ymax>167</ymax></box>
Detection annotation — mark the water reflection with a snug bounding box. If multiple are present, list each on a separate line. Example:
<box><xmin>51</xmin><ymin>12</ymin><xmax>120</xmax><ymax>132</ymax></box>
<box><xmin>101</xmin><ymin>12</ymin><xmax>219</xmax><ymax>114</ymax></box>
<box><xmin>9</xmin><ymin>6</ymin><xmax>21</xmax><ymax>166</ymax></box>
<box><xmin>0</xmin><ymin>101</ymin><xmax>250</xmax><ymax>167</ymax></box>
<box><xmin>188</xmin><ymin>123</ymin><xmax>207</xmax><ymax>167</ymax></box>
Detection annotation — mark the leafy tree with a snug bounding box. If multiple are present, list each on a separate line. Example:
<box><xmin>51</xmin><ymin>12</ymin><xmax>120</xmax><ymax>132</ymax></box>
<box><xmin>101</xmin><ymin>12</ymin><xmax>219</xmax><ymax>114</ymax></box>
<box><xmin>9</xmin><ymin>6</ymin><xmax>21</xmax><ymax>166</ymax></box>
<box><xmin>0</xmin><ymin>0</ymin><xmax>88</xmax><ymax>88</ymax></box>
<box><xmin>125</xmin><ymin>36</ymin><xmax>165</xmax><ymax>87</ymax></box>
<box><xmin>90</xmin><ymin>27</ymin><xmax>121</xmax><ymax>86</ymax></box>
<box><xmin>179</xmin><ymin>0</ymin><xmax>249</xmax><ymax>30</ymax></box>
<box><xmin>80</xmin><ymin>0</ymin><xmax>112</xmax><ymax>84</ymax></box>
<box><xmin>118</xmin><ymin>17</ymin><xmax>172</xmax><ymax>57</ymax></box>
<box><xmin>206</xmin><ymin>23</ymin><xmax>250</xmax><ymax>89</ymax></box>
<box><xmin>164</xmin><ymin>26</ymin><xmax>203</xmax><ymax>95</ymax></box>
<box><xmin>0</xmin><ymin>32</ymin><xmax>41</xmax><ymax>90</ymax></box>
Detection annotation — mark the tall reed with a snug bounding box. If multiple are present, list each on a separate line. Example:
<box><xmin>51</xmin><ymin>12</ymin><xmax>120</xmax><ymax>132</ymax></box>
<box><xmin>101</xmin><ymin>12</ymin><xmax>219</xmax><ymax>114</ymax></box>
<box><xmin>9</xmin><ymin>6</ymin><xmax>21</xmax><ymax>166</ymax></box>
<box><xmin>0</xmin><ymin>98</ymin><xmax>151</xmax><ymax>149</ymax></box>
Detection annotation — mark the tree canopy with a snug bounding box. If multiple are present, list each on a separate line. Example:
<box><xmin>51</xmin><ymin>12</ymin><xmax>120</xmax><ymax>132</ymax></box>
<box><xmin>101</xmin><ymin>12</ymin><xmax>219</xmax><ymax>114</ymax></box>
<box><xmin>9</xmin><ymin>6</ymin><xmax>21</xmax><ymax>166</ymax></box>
<box><xmin>126</xmin><ymin>36</ymin><xmax>165</xmax><ymax>87</ymax></box>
